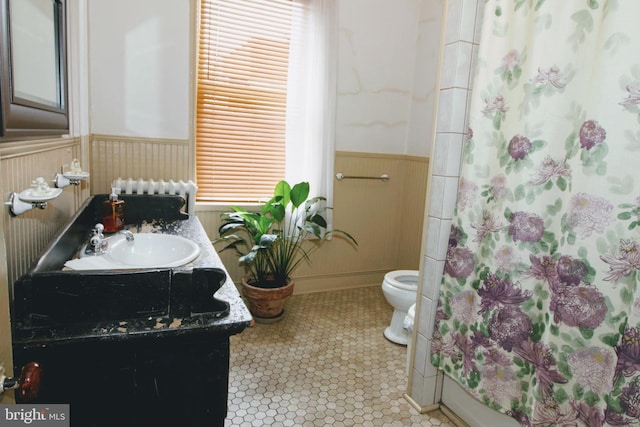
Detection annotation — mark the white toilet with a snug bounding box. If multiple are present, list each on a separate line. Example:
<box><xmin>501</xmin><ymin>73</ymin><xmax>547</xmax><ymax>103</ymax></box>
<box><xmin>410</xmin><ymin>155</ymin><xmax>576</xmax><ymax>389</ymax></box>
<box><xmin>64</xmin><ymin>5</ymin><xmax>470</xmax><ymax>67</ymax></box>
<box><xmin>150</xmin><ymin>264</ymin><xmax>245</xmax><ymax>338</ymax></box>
<box><xmin>381</xmin><ymin>270</ymin><xmax>419</xmax><ymax>345</ymax></box>
<box><xmin>404</xmin><ymin>303</ymin><xmax>416</xmax><ymax>374</ymax></box>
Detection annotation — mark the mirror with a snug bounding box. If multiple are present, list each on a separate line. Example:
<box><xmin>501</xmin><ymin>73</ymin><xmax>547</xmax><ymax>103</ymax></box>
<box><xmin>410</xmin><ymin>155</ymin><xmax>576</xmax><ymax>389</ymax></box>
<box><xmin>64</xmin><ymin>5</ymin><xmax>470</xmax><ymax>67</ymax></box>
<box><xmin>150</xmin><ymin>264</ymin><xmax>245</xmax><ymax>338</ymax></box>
<box><xmin>0</xmin><ymin>0</ymin><xmax>68</xmax><ymax>139</ymax></box>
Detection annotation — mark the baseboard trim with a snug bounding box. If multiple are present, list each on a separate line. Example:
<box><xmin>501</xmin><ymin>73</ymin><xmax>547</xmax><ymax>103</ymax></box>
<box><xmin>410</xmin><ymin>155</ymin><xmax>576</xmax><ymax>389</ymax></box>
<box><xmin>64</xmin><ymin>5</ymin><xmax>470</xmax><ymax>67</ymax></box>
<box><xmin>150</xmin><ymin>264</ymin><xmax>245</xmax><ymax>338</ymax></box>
<box><xmin>403</xmin><ymin>393</ymin><xmax>437</xmax><ymax>413</ymax></box>
<box><xmin>402</xmin><ymin>394</ymin><xmax>468</xmax><ymax>427</ymax></box>
<box><xmin>226</xmin><ymin>273</ymin><xmax>387</xmax><ymax>296</ymax></box>
<box><xmin>291</xmin><ymin>270</ymin><xmax>388</xmax><ymax>294</ymax></box>
<box><xmin>439</xmin><ymin>404</ymin><xmax>469</xmax><ymax>427</ymax></box>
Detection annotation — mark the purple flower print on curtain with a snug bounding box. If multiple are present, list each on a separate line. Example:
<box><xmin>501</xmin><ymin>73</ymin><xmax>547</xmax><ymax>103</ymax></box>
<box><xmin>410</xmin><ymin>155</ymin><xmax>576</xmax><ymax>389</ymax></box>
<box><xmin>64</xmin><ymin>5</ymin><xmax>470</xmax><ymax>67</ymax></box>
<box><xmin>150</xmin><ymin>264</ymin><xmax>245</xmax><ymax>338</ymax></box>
<box><xmin>567</xmin><ymin>193</ymin><xmax>614</xmax><ymax>238</ymax></box>
<box><xmin>528</xmin><ymin>155</ymin><xmax>570</xmax><ymax>186</ymax></box>
<box><xmin>620</xmin><ymin>377</ymin><xmax>640</xmax><ymax>419</ymax></box>
<box><xmin>508</xmin><ymin>211</ymin><xmax>544</xmax><ymax>242</ymax></box>
<box><xmin>601</xmin><ymin>239</ymin><xmax>640</xmax><ymax>285</ymax></box>
<box><xmin>579</xmin><ymin>120</ymin><xmax>606</xmax><ymax>149</ymax></box>
<box><xmin>477</xmin><ymin>273</ymin><xmax>531</xmax><ymax>314</ymax></box>
<box><xmin>615</xmin><ymin>327</ymin><xmax>640</xmax><ymax>381</ymax></box>
<box><xmin>488</xmin><ymin>305</ymin><xmax>532</xmax><ymax>352</ymax></box>
<box><xmin>431</xmin><ymin>1</ymin><xmax>640</xmax><ymax>425</ymax></box>
<box><xmin>567</xmin><ymin>347</ymin><xmax>616</xmax><ymax>396</ymax></box>
<box><xmin>444</xmin><ymin>246</ymin><xmax>475</xmax><ymax>278</ymax></box>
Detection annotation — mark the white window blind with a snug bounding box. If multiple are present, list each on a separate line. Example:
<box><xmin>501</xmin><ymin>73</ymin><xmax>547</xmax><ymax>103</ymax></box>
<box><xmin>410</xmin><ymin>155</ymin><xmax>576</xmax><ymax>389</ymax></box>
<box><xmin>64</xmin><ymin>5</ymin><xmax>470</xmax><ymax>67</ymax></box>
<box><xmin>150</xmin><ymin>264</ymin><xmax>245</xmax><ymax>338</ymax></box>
<box><xmin>196</xmin><ymin>0</ymin><xmax>295</xmax><ymax>203</ymax></box>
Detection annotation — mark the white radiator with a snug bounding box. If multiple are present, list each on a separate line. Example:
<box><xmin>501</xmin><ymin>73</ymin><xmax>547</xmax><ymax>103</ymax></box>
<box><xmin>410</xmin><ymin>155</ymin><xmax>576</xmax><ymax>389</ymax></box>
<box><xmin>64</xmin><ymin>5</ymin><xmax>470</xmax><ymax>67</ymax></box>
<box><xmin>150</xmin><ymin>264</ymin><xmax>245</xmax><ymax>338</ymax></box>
<box><xmin>111</xmin><ymin>178</ymin><xmax>198</xmax><ymax>215</ymax></box>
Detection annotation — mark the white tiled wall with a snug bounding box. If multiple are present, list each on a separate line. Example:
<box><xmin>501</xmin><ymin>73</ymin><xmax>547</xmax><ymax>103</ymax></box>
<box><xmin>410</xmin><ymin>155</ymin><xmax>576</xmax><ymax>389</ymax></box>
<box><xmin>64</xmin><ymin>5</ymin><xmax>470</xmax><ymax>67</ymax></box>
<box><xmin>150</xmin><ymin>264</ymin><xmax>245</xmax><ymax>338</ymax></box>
<box><xmin>409</xmin><ymin>0</ymin><xmax>485</xmax><ymax>409</ymax></box>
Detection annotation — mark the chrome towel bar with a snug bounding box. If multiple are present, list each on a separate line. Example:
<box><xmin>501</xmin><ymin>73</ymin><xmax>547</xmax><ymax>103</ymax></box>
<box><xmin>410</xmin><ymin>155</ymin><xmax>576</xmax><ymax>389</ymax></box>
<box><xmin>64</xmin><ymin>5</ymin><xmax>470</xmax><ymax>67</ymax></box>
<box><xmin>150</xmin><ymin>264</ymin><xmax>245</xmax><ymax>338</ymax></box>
<box><xmin>335</xmin><ymin>173</ymin><xmax>390</xmax><ymax>182</ymax></box>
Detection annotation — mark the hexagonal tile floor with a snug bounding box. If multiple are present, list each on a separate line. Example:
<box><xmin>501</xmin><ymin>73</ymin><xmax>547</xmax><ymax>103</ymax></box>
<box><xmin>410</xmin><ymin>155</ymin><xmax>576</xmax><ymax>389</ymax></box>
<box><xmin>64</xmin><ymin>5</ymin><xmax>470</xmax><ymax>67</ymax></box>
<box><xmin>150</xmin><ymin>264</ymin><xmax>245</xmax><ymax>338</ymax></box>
<box><xmin>225</xmin><ymin>285</ymin><xmax>453</xmax><ymax>426</ymax></box>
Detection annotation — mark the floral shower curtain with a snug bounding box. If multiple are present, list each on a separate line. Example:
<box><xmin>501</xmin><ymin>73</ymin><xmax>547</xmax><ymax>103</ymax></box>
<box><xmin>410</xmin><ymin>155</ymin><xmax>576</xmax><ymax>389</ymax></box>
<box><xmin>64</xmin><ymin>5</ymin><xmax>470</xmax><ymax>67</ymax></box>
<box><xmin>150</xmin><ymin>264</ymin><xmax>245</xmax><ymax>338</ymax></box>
<box><xmin>431</xmin><ymin>1</ymin><xmax>640</xmax><ymax>426</ymax></box>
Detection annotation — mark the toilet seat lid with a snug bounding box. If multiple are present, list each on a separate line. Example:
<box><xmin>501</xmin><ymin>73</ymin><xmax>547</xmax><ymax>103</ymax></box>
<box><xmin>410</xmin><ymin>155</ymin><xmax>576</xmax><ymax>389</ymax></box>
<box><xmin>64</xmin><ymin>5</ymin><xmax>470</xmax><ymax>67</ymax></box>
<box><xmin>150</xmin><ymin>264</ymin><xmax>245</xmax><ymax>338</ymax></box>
<box><xmin>384</xmin><ymin>270</ymin><xmax>419</xmax><ymax>291</ymax></box>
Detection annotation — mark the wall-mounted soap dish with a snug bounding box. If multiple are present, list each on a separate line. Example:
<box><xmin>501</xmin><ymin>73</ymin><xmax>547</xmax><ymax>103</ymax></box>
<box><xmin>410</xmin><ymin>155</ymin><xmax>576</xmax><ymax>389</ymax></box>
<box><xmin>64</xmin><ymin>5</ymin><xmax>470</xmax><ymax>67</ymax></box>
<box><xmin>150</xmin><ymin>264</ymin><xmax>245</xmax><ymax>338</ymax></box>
<box><xmin>6</xmin><ymin>177</ymin><xmax>63</xmax><ymax>216</ymax></box>
<box><xmin>55</xmin><ymin>172</ymin><xmax>90</xmax><ymax>188</ymax></box>
<box><xmin>55</xmin><ymin>159</ymin><xmax>90</xmax><ymax>188</ymax></box>
<box><xmin>17</xmin><ymin>187</ymin><xmax>63</xmax><ymax>203</ymax></box>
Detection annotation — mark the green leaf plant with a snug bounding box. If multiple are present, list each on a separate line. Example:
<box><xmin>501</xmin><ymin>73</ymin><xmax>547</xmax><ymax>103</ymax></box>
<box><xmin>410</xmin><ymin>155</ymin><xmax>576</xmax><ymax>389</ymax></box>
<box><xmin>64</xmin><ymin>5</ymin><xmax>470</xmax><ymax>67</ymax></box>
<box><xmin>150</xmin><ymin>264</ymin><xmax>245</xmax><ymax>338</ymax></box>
<box><xmin>214</xmin><ymin>181</ymin><xmax>358</xmax><ymax>288</ymax></box>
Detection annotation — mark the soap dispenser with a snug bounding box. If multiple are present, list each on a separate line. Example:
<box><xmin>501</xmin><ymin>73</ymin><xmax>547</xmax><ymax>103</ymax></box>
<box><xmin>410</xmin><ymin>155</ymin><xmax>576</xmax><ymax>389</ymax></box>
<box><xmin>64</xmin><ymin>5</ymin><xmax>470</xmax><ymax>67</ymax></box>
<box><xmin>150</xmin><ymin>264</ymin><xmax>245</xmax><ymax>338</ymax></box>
<box><xmin>103</xmin><ymin>188</ymin><xmax>125</xmax><ymax>233</ymax></box>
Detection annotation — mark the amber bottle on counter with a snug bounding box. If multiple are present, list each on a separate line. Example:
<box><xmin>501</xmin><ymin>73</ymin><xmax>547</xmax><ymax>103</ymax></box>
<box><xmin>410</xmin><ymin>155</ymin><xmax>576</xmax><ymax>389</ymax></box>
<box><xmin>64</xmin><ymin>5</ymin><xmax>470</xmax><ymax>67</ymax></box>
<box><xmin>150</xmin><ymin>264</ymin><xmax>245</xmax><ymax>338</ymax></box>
<box><xmin>103</xmin><ymin>188</ymin><xmax>125</xmax><ymax>232</ymax></box>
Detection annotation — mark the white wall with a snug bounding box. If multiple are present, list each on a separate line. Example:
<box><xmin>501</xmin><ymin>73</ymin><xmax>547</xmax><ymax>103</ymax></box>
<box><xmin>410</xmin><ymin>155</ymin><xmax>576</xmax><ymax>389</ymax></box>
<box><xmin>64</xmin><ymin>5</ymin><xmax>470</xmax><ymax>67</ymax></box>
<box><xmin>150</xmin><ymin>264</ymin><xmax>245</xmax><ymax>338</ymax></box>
<box><xmin>88</xmin><ymin>0</ymin><xmax>191</xmax><ymax>139</ymax></box>
<box><xmin>87</xmin><ymin>0</ymin><xmax>440</xmax><ymax>157</ymax></box>
<box><xmin>406</xmin><ymin>1</ymin><xmax>443</xmax><ymax>157</ymax></box>
<box><xmin>336</xmin><ymin>0</ymin><xmax>440</xmax><ymax>156</ymax></box>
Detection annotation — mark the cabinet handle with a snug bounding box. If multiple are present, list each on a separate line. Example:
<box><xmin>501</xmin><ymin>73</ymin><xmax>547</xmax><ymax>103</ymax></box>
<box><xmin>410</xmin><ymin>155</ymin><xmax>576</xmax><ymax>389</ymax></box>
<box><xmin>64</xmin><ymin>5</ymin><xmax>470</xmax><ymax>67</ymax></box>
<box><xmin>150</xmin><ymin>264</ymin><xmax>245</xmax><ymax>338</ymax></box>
<box><xmin>1</xmin><ymin>362</ymin><xmax>43</xmax><ymax>401</ymax></box>
<box><xmin>18</xmin><ymin>362</ymin><xmax>42</xmax><ymax>401</ymax></box>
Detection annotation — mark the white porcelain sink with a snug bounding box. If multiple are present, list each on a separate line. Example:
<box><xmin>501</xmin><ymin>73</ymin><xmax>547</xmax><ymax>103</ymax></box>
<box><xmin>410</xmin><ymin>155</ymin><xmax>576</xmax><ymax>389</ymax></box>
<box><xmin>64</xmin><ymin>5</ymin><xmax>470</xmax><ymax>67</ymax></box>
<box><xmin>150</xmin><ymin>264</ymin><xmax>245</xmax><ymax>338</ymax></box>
<box><xmin>66</xmin><ymin>232</ymin><xmax>201</xmax><ymax>270</ymax></box>
<box><xmin>105</xmin><ymin>233</ymin><xmax>201</xmax><ymax>268</ymax></box>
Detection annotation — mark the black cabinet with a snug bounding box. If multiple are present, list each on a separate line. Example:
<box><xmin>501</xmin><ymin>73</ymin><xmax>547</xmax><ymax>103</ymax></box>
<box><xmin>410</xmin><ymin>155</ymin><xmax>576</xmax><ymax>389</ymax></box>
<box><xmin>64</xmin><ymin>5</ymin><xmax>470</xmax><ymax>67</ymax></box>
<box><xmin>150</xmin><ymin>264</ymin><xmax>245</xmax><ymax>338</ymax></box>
<box><xmin>15</xmin><ymin>332</ymin><xmax>232</xmax><ymax>427</ymax></box>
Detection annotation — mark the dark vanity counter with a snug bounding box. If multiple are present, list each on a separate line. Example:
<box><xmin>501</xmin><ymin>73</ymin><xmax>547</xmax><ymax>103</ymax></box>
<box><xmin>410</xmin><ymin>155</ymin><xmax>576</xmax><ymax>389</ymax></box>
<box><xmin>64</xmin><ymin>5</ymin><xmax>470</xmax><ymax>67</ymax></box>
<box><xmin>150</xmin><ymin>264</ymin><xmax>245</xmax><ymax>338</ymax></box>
<box><xmin>12</xmin><ymin>205</ymin><xmax>252</xmax><ymax>346</ymax></box>
<box><xmin>11</xmin><ymin>195</ymin><xmax>252</xmax><ymax>426</ymax></box>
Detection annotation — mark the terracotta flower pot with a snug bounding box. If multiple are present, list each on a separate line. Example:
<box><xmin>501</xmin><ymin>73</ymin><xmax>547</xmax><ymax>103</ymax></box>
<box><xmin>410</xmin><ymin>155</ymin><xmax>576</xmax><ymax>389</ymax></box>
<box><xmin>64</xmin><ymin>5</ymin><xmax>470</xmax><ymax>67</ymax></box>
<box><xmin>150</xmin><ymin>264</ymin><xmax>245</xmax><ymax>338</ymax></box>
<box><xmin>240</xmin><ymin>276</ymin><xmax>294</xmax><ymax>322</ymax></box>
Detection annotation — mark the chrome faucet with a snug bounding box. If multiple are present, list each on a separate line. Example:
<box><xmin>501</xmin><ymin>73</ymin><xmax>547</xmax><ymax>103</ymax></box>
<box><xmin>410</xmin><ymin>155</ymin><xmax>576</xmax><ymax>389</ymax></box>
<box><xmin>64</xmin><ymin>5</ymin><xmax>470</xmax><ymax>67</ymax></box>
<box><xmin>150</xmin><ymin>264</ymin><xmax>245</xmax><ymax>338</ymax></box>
<box><xmin>85</xmin><ymin>223</ymin><xmax>108</xmax><ymax>255</ymax></box>
<box><xmin>119</xmin><ymin>230</ymin><xmax>134</xmax><ymax>242</ymax></box>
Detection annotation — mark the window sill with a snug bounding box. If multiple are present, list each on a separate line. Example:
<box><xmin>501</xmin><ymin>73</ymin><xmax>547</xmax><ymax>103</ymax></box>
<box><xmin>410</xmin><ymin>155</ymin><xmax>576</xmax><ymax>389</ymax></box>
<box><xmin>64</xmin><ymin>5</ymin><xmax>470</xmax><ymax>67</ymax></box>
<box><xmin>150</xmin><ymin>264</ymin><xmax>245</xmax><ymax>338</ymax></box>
<box><xmin>194</xmin><ymin>201</ymin><xmax>263</xmax><ymax>212</ymax></box>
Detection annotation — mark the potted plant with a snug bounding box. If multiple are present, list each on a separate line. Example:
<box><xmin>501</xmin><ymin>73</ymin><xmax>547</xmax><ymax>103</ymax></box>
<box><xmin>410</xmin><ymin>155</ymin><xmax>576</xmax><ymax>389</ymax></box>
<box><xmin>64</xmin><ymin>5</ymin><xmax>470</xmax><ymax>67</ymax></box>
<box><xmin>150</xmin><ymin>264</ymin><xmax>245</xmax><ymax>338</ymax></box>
<box><xmin>214</xmin><ymin>180</ymin><xmax>357</xmax><ymax>322</ymax></box>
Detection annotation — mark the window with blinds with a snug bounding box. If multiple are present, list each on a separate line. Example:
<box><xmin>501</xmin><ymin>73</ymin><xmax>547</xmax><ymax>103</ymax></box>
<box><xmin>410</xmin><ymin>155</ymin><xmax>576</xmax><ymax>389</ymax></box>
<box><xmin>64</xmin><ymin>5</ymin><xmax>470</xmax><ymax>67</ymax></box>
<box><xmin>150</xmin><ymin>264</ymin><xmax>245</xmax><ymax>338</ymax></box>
<box><xmin>196</xmin><ymin>0</ymin><xmax>294</xmax><ymax>203</ymax></box>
